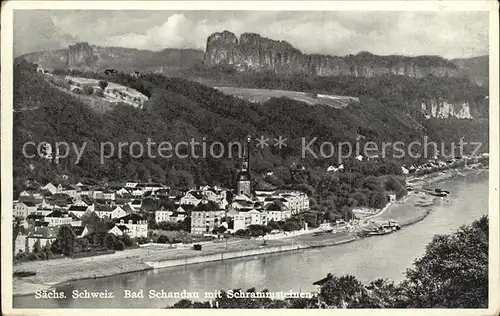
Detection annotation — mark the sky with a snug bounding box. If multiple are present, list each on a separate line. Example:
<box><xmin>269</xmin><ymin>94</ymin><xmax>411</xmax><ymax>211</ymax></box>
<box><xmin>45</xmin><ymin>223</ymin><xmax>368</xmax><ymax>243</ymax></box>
<box><xmin>13</xmin><ymin>10</ymin><xmax>489</xmax><ymax>59</ymax></box>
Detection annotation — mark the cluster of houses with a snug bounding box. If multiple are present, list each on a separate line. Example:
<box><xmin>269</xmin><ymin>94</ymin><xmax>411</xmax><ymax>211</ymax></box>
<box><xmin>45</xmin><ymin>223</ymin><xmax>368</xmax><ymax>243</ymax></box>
<box><xmin>13</xmin><ymin>180</ymin><xmax>310</xmax><ymax>254</ymax></box>
<box><xmin>325</xmin><ymin>154</ymin><xmax>487</xmax><ymax>175</ymax></box>
<box><xmin>188</xmin><ymin>188</ymin><xmax>309</xmax><ymax>235</ymax></box>
<box><xmin>402</xmin><ymin>154</ymin><xmax>486</xmax><ymax>175</ymax></box>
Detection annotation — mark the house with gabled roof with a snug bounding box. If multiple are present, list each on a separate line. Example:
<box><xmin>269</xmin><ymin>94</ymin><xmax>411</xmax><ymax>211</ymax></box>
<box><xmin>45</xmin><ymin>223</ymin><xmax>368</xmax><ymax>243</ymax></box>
<box><xmin>26</xmin><ymin>226</ymin><xmax>59</xmax><ymax>251</ymax></box>
<box><xmin>44</xmin><ymin>210</ymin><xmax>73</xmax><ymax>226</ymax></box>
<box><xmin>176</xmin><ymin>204</ymin><xmax>195</xmax><ymax>216</ymax></box>
<box><xmin>116</xmin><ymin>225</ymin><xmax>131</xmax><ymax>235</ymax></box>
<box><xmin>180</xmin><ymin>190</ymin><xmax>203</xmax><ymax>206</ymax></box>
<box><xmin>190</xmin><ymin>200</ymin><xmax>225</xmax><ymax>235</ymax></box>
<box><xmin>69</xmin><ymin>212</ymin><xmax>82</xmax><ymax>226</ymax></box>
<box><xmin>155</xmin><ymin>206</ymin><xmax>174</xmax><ymax>224</ymax></box>
<box><xmin>95</xmin><ymin>205</ymin><xmax>127</xmax><ymax>219</ymax></box>
<box><xmin>41</xmin><ymin>183</ymin><xmax>58</xmax><ymax>195</ymax></box>
<box><xmin>71</xmin><ymin>226</ymin><xmax>89</xmax><ymax>238</ymax></box>
<box><xmin>13</xmin><ymin>201</ymin><xmax>38</xmax><ymax>218</ymax></box>
<box><xmin>152</xmin><ymin>188</ymin><xmax>170</xmax><ymax>198</ymax></box>
<box><xmin>232</xmin><ymin>208</ymin><xmax>268</xmax><ymax>231</ymax></box>
<box><xmin>115</xmin><ymin>187</ymin><xmax>129</xmax><ymax>196</ymax></box>
<box><xmin>115</xmin><ymin>213</ymin><xmax>148</xmax><ymax>238</ymax></box>
<box><xmin>128</xmin><ymin>199</ymin><xmax>142</xmax><ymax>211</ymax></box>
<box><xmin>107</xmin><ymin>225</ymin><xmax>124</xmax><ymax>236</ymax></box>
<box><xmin>68</xmin><ymin>204</ymin><xmax>94</xmax><ymax>218</ymax></box>
<box><xmin>125</xmin><ymin>181</ymin><xmax>138</xmax><ymax>188</ymax></box>
<box><xmin>121</xmin><ymin>203</ymin><xmax>135</xmax><ymax>215</ymax></box>
<box><xmin>231</xmin><ymin>199</ymin><xmax>256</xmax><ymax>210</ymax></box>
<box><xmin>264</xmin><ymin>200</ymin><xmax>292</xmax><ymax>222</ymax></box>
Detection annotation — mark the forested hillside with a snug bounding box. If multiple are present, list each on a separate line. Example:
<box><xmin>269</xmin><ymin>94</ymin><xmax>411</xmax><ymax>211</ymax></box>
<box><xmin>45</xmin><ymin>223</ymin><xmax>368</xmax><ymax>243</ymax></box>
<box><xmin>185</xmin><ymin>65</ymin><xmax>489</xmax><ymax>118</ymax></box>
<box><xmin>14</xmin><ymin>61</ymin><xmax>488</xmax><ymax>214</ymax></box>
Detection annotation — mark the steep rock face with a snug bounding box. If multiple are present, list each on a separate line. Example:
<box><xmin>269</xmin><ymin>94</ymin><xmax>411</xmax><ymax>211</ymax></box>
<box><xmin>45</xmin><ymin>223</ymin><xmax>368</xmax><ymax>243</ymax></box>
<box><xmin>204</xmin><ymin>31</ymin><xmax>459</xmax><ymax>78</ymax></box>
<box><xmin>17</xmin><ymin>44</ymin><xmax>204</xmax><ymax>72</ymax></box>
<box><xmin>204</xmin><ymin>31</ymin><xmax>243</xmax><ymax>65</ymax></box>
<box><xmin>420</xmin><ymin>99</ymin><xmax>475</xmax><ymax>119</ymax></box>
<box><xmin>68</xmin><ymin>42</ymin><xmax>99</xmax><ymax>67</ymax></box>
<box><xmin>239</xmin><ymin>33</ymin><xmax>304</xmax><ymax>70</ymax></box>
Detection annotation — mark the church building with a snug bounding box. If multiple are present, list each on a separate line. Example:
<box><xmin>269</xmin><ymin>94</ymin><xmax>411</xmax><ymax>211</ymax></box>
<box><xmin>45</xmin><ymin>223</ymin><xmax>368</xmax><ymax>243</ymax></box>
<box><xmin>235</xmin><ymin>136</ymin><xmax>252</xmax><ymax>197</ymax></box>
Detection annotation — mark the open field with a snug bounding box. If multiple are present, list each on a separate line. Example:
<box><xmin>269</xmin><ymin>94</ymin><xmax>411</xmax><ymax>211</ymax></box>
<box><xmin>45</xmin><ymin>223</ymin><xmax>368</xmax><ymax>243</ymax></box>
<box><xmin>43</xmin><ymin>73</ymin><xmax>148</xmax><ymax>110</ymax></box>
<box><xmin>64</xmin><ymin>75</ymin><xmax>148</xmax><ymax>108</ymax></box>
<box><xmin>214</xmin><ymin>86</ymin><xmax>359</xmax><ymax>108</ymax></box>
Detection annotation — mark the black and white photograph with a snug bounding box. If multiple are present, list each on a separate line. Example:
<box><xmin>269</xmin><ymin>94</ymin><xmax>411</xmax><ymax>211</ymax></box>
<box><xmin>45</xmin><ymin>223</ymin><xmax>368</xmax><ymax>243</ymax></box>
<box><xmin>1</xmin><ymin>1</ymin><xmax>499</xmax><ymax>313</ymax></box>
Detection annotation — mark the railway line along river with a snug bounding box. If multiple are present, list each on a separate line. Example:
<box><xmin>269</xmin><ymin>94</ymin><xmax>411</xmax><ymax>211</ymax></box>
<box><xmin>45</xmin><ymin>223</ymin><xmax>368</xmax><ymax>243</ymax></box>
<box><xmin>14</xmin><ymin>171</ymin><xmax>489</xmax><ymax>308</ymax></box>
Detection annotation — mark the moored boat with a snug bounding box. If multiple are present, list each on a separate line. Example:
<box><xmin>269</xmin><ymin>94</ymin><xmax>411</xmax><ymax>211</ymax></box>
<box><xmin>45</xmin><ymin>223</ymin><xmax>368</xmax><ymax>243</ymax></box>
<box><xmin>359</xmin><ymin>220</ymin><xmax>400</xmax><ymax>237</ymax></box>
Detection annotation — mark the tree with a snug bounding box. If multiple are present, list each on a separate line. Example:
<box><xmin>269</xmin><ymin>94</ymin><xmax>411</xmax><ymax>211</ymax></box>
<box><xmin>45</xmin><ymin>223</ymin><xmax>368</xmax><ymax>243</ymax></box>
<box><xmin>217</xmin><ymin>225</ymin><xmax>227</xmax><ymax>234</ymax></box>
<box><xmin>104</xmin><ymin>233</ymin><xmax>118</xmax><ymax>249</ymax></box>
<box><xmin>83</xmin><ymin>85</ymin><xmax>94</xmax><ymax>95</ymax></box>
<box><xmin>401</xmin><ymin>215</ymin><xmax>488</xmax><ymax>308</ymax></box>
<box><xmin>319</xmin><ymin>275</ymin><xmax>370</xmax><ymax>308</ymax></box>
<box><xmin>55</xmin><ymin>225</ymin><xmax>76</xmax><ymax>256</ymax></box>
<box><xmin>12</xmin><ymin>216</ymin><xmax>23</xmax><ymax>254</ymax></box>
<box><xmin>164</xmin><ymin>216</ymin><xmax>488</xmax><ymax>309</ymax></box>
<box><xmin>98</xmin><ymin>80</ymin><xmax>108</xmax><ymax>91</ymax></box>
<box><xmin>33</xmin><ymin>240</ymin><xmax>42</xmax><ymax>253</ymax></box>
<box><xmin>172</xmin><ymin>299</ymin><xmax>193</xmax><ymax>308</ymax></box>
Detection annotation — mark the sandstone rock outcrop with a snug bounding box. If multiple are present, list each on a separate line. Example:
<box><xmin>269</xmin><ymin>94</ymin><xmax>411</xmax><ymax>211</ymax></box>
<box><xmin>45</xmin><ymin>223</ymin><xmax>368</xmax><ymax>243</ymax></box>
<box><xmin>204</xmin><ymin>30</ymin><xmax>460</xmax><ymax>78</ymax></box>
<box><xmin>18</xmin><ymin>43</ymin><xmax>204</xmax><ymax>72</ymax></box>
<box><xmin>68</xmin><ymin>42</ymin><xmax>98</xmax><ymax>67</ymax></box>
<box><xmin>420</xmin><ymin>100</ymin><xmax>474</xmax><ymax>119</ymax></box>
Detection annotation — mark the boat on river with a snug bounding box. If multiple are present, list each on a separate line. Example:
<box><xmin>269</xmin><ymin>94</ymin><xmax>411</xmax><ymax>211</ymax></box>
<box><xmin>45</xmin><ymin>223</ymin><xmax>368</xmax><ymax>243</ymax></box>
<box><xmin>359</xmin><ymin>220</ymin><xmax>400</xmax><ymax>237</ymax></box>
<box><xmin>13</xmin><ymin>271</ymin><xmax>37</xmax><ymax>278</ymax></box>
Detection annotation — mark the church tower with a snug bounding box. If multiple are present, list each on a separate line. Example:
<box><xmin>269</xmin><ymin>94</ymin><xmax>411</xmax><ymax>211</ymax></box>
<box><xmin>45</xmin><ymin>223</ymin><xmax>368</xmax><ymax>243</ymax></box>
<box><xmin>236</xmin><ymin>136</ymin><xmax>252</xmax><ymax>197</ymax></box>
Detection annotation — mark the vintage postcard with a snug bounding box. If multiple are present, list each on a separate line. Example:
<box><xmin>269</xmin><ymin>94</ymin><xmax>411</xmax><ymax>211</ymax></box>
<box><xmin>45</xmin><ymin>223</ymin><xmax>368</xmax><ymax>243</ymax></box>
<box><xmin>1</xmin><ymin>1</ymin><xmax>499</xmax><ymax>314</ymax></box>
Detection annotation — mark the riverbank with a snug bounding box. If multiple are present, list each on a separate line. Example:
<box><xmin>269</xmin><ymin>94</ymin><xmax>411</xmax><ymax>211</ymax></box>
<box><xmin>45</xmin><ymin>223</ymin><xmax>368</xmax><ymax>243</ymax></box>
<box><xmin>13</xmin><ymin>167</ymin><xmax>482</xmax><ymax>297</ymax></box>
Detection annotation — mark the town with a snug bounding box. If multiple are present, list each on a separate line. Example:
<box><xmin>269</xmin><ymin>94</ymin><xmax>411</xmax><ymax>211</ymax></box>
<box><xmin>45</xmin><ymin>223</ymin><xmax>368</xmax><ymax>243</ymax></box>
<box><xmin>12</xmin><ymin>139</ymin><xmax>311</xmax><ymax>260</ymax></box>
<box><xmin>13</xmin><ymin>152</ymin><xmax>487</xmax><ymax>262</ymax></box>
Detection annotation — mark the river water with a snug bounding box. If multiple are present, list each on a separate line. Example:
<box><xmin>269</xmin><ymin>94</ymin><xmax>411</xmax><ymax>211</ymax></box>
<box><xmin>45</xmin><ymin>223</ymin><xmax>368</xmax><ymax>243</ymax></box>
<box><xmin>14</xmin><ymin>171</ymin><xmax>489</xmax><ymax>308</ymax></box>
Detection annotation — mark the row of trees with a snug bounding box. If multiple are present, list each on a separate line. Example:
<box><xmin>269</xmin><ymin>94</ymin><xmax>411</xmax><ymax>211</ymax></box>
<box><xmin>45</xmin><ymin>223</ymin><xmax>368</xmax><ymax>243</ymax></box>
<box><xmin>49</xmin><ymin>225</ymin><xmax>136</xmax><ymax>257</ymax></box>
<box><xmin>233</xmin><ymin>213</ymin><xmax>321</xmax><ymax>238</ymax></box>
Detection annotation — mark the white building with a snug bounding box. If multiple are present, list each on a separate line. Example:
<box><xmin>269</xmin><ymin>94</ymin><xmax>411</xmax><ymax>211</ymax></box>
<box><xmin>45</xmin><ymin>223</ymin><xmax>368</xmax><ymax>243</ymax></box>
<box><xmin>264</xmin><ymin>201</ymin><xmax>292</xmax><ymax>222</ymax></box>
<box><xmin>68</xmin><ymin>204</ymin><xmax>94</xmax><ymax>218</ymax></box>
<box><xmin>180</xmin><ymin>191</ymin><xmax>203</xmax><ymax>206</ymax></box>
<box><xmin>41</xmin><ymin>183</ymin><xmax>58</xmax><ymax>195</ymax></box>
<box><xmin>155</xmin><ymin>207</ymin><xmax>174</xmax><ymax>223</ymax></box>
<box><xmin>95</xmin><ymin>205</ymin><xmax>127</xmax><ymax>219</ymax></box>
<box><xmin>44</xmin><ymin>210</ymin><xmax>73</xmax><ymax>226</ymax></box>
<box><xmin>115</xmin><ymin>213</ymin><xmax>148</xmax><ymax>238</ymax></box>
<box><xmin>190</xmin><ymin>201</ymin><xmax>225</xmax><ymax>235</ymax></box>
<box><xmin>13</xmin><ymin>201</ymin><xmax>37</xmax><ymax>218</ymax></box>
<box><xmin>233</xmin><ymin>209</ymin><xmax>268</xmax><ymax>231</ymax></box>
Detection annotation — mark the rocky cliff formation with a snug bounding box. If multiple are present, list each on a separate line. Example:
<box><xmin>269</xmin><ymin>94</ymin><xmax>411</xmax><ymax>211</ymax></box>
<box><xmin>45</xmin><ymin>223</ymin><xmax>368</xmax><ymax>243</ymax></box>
<box><xmin>421</xmin><ymin>100</ymin><xmax>473</xmax><ymax>119</ymax></box>
<box><xmin>204</xmin><ymin>30</ymin><xmax>460</xmax><ymax>78</ymax></box>
<box><xmin>67</xmin><ymin>42</ymin><xmax>99</xmax><ymax>67</ymax></box>
<box><xmin>419</xmin><ymin>94</ymin><xmax>490</xmax><ymax>119</ymax></box>
<box><xmin>18</xmin><ymin>43</ymin><xmax>204</xmax><ymax>72</ymax></box>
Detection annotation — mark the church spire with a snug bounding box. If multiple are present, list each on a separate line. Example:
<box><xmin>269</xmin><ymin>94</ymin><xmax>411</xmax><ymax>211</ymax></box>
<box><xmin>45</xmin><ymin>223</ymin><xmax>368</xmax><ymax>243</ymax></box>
<box><xmin>241</xmin><ymin>135</ymin><xmax>251</xmax><ymax>172</ymax></box>
<box><xmin>236</xmin><ymin>136</ymin><xmax>252</xmax><ymax>197</ymax></box>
